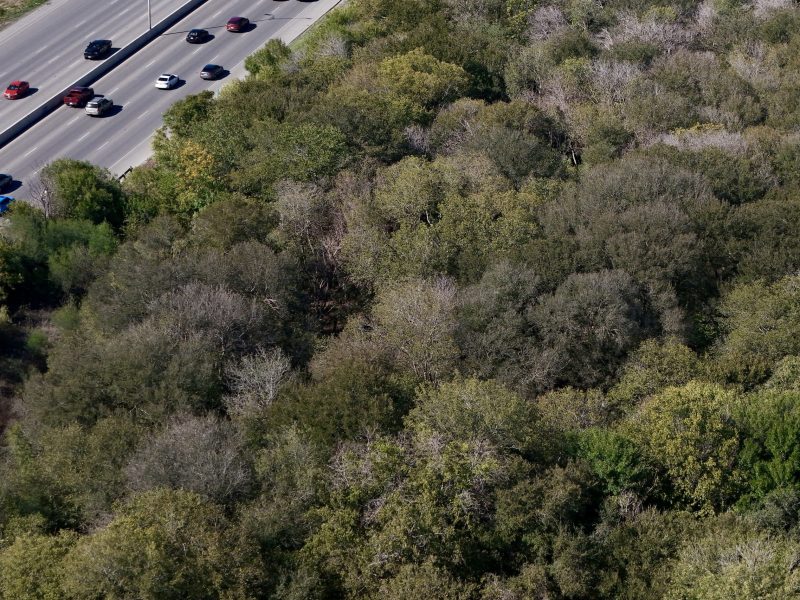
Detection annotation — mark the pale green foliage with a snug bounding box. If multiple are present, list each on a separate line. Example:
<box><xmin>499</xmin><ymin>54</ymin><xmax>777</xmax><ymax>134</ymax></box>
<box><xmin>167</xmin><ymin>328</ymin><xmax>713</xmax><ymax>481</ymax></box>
<box><xmin>375</xmin><ymin>560</ymin><xmax>476</xmax><ymax>599</ymax></box>
<box><xmin>61</xmin><ymin>489</ymin><xmax>251</xmax><ymax>599</ymax></box>
<box><xmin>377</xmin><ymin>48</ymin><xmax>469</xmax><ymax>108</ymax></box>
<box><xmin>370</xmin><ymin>278</ymin><xmax>459</xmax><ymax>382</ymax></box>
<box><xmin>666</xmin><ymin>516</ymin><xmax>800</xmax><ymax>600</ymax></box>
<box><xmin>0</xmin><ymin>531</ymin><xmax>77</xmax><ymax>600</ymax></box>
<box><xmin>407</xmin><ymin>378</ymin><xmax>538</xmax><ymax>453</ymax></box>
<box><xmin>630</xmin><ymin>381</ymin><xmax>742</xmax><ymax>513</ymax></box>
<box><xmin>609</xmin><ymin>338</ymin><xmax>702</xmax><ymax>409</ymax></box>
<box><xmin>713</xmin><ymin>275</ymin><xmax>800</xmax><ymax>386</ymax></box>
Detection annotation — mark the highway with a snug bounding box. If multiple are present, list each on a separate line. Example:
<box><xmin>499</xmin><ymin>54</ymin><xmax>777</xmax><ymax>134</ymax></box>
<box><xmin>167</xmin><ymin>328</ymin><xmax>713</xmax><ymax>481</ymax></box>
<box><xmin>0</xmin><ymin>0</ymin><xmax>341</xmax><ymax>198</ymax></box>
<box><xmin>0</xmin><ymin>0</ymin><xmax>181</xmax><ymax>129</ymax></box>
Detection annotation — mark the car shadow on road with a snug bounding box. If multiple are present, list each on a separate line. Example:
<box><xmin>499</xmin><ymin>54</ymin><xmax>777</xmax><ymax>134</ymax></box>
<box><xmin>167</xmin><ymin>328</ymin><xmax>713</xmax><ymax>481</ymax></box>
<box><xmin>25</xmin><ymin>87</ymin><xmax>39</xmax><ymax>98</ymax></box>
<box><xmin>99</xmin><ymin>104</ymin><xmax>124</xmax><ymax>118</ymax></box>
<box><xmin>4</xmin><ymin>180</ymin><xmax>22</xmax><ymax>194</ymax></box>
<box><xmin>171</xmin><ymin>79</ymin><xmax>188</xmax><ymax>90</ymax></box>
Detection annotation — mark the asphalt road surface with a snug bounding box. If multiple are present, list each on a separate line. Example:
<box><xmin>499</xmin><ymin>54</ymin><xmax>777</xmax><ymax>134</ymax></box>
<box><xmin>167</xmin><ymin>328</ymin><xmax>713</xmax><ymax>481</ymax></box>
<box><xmin>0</xmin><ymin>0</ymin><xmax>182</xmax><ymax>128</ymax></box>
<box><xmin>0</xmin><ymin>0</ymin><xmax>341</xmax><ymax>199</ymax></box>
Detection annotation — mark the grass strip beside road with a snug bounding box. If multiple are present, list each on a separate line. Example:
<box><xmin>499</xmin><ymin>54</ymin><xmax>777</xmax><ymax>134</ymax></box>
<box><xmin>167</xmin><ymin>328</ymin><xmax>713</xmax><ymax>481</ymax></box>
<box><xmin>0</xmin><ymin>0</ymin><xmax>48</xmax><ymax>29</ymax></box>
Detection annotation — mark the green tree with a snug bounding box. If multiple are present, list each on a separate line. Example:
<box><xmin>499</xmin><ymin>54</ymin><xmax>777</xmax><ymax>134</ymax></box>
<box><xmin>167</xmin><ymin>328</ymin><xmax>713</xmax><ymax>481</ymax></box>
<box><xmin>377</xmin><ymin>48</ymin><xmax>469</xmax><ymax>109</ymax></box>
<box><xmin>665</xmin><ymin>515</ymin><xmax>800</xmax><ymax>600</ymax></box>
<box><xmin>736</xmin><ymin>390</ymin><xmax>800</xmax><ymax>505</ymax></box>
<box><xmin>245</xmin><ymin>39</ymin><xmax>292</xmax><ymax>79</ymax></box>
<box><xmin>0</xmin><ymin>531</ymin><xmax>77</xmax><ymax>600</ymax></box>
<box><xmin>713</xmin><ymin>274</ymin><xmax>800</xmax><ymax>386</ymax></box>
<box><xmin>39</xmin><ymin>159</ymin><xmax>126</xmax><ymax>229</ymax></box>
<box><xmin>629</xmin><ymin>381</ymin><xmax>742</xmax><ymax>514</ymax></box>
<box><xmin>61</xmin><ymin>489</ymin><xmax>258</xmax><ymax>599</ymax></box>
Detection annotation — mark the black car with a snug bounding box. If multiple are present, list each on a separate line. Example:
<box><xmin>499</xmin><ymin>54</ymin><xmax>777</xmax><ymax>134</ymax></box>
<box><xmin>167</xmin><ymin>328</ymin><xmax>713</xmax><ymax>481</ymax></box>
<box><xmin>84</xmin><ymin>39</ymin><xmax>112</xmax><ymax>60</ymax></box>
<box><xmin>0</xmin><ymin>173</ymin><xmax>11</xmax><ymax>191</ymax></box>
<box><xmin>186</xmin><ymin>28</ymin><xmax>210</xmax><ymax>43</ymax></box>
<box><xmin>200</xmin><ymin>64</ymin><xmax>224</xmax><ymax>80</ymax></box>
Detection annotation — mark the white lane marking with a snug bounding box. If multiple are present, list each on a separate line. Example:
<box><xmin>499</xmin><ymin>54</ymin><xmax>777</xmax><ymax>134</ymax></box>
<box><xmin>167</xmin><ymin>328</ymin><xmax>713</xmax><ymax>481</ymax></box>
<box><xmin>77</xmin><ymin>131</ymin><xmax>91</xmax><ymax>142</ymax></box>
<box><xmin>137</xmin><ymin>109</ymin><xmax>151</xmax><ymax>119</ymax></box>
<box><xmin>107</xmin><ymin>86</ymin><xmax>120</xmax><ymax>95</ymax></box>
<box><xmin>97</xmin><ymin>139</ymin><xmax>111</xmax><ymax>151</ymax></box>
<box><xmin>144</xmin><ymin>57</ymin><xmax>158</xmax><ymax>69</ymax></box>
<box><xmin>46</xmin><ymin>55</ymin><xmax>60</xmax><ymax>65</ymax></box>
<box><xmin>23</xmin><ymin>146</ymin><xmax>38</xmax><ymax>157</ymax></box>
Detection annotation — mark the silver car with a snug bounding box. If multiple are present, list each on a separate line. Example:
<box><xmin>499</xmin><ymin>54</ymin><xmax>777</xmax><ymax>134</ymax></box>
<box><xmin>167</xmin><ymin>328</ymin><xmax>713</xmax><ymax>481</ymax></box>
<box><xmin>85</xmin><ymin>95</ymin><xmax>113</xmax><ymax>116</ymax></box>
<box><xmin>155</xmin><ymin>73</ymin><xmax>179</xmax><ymax>89</ymax></box>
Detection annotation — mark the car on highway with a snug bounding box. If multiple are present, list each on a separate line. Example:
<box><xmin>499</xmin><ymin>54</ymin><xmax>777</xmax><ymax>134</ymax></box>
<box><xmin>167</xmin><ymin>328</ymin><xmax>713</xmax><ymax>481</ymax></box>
<box><xmin>4</xmin><ymin>81</ymin><xmax>29</xmax><ymax>99</ymax></box>
<box><xmin>84</xmin><ymin>39</ymin><xmax>112</xmax><ymax>60</ymax></box>
<box><xmin>0</xmin><ymin>196</ymin><xmax>15</xmax><ymax>215</ymax></box>
<box><xmin>226</xmin><ymin>16</ymin><xmax>249</xmax><ymax>32</ymax></box>
<box><xmin>0</xmin><ymin>174</ymin><xmax>11</xmax><ymax>191</ymax></box>
<box><xmin>200</xmin><ymin>64</ymin><xmax>224</xmax><ymax>80</ymax></box>
<box><xmin>85</xmin><ymin>95</ymin><xmax>113</xmax><ymax>116</ymax></box>
<box><xmin>186</xmin><ymin>28</ymin><xmax>210</xmax><ymax>43</ymax></box>
<box><xmin>155</xmin><ymin>74</ymin><xmax>179</xmax><ymax>89</ymax></box>
<box><xmin>63</xmin><ymin>86</ymin><xmax>94</xmax><ymax>107</ymax></box>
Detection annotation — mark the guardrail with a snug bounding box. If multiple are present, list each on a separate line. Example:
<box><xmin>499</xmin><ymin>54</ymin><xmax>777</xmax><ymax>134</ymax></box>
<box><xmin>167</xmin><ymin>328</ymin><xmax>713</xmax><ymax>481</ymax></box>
<box><xmin>0</xmin><ymin>0</ymin><xmax>209</xmax><ymax>150</ymax></box>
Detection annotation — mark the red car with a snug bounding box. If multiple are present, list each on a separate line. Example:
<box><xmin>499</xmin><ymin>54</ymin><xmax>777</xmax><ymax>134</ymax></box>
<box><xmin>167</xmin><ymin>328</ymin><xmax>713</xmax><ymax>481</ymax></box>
<box><xmin>226</xmin><ymin>16</ymin><xmax>249</xmax><ymax>32</ymax></box>
<box><xmin>4</xmin><ymin>81</ymin><xmax>29</xmax><ymax>99</ymax></box>
<box><xmin>63</xmin><ymin>86</ymin><xmax>94</xmax><ymax>107</ymax></box>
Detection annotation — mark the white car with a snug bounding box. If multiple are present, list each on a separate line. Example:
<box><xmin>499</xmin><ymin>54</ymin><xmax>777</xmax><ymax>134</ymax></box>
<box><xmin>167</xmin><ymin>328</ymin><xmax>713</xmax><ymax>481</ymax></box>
<box><xmin>155</xmin><ymin>74</ymin><xmax>179</xmax><ymax>89</ymax></box>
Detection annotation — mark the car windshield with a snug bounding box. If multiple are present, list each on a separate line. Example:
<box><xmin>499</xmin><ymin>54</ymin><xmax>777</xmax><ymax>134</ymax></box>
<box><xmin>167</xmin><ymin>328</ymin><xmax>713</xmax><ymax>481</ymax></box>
<box><xmin>7</xmin><ymin>85</ymin><xmax>18</xmax><ymax>90</ymax></box>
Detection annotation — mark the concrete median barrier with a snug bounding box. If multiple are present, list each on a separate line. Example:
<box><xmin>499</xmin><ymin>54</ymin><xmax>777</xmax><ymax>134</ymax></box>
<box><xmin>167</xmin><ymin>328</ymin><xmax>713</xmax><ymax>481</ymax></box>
<box><xmin>0</xmin><ymin>0</ymin><xmax>209</xmax><ymax>150</ymax></box>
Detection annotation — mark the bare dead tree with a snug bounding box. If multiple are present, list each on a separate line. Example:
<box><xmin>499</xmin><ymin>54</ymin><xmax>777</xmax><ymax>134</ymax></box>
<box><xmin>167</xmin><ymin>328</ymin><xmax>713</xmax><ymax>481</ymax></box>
<box><xmin>27</xmin><ymin>163</ymin><xmax>58</xmax><ymax>218</ymax></box>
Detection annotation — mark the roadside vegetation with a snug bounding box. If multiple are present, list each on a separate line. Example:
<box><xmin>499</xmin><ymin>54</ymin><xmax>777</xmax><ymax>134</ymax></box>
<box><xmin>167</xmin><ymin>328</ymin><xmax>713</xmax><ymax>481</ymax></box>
<box><xmin>0</xmin><ymin>0</ymin><xmax>49</xmax><ymax>28</ymax></box>
<box><xmin>2</xmin><ymin>0</ymin><xmax>800</xmax><ymax>597</ymax></box>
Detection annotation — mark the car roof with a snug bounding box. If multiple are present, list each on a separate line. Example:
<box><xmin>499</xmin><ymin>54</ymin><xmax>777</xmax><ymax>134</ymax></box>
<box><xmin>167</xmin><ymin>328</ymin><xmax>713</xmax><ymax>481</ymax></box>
<box><xmin>228</xmin><ymin>16</ymin><xmax>244</xmax><ymax>21</ymax></box>
<box><xmin>202</xmin><ymin>64</ymin><xmax>219</xmax><ymax>69</ymax></box>
<box><xmin>159</xmin><ymin>74</ymin><xmax>174</xmax><ymax>78</ymax></box>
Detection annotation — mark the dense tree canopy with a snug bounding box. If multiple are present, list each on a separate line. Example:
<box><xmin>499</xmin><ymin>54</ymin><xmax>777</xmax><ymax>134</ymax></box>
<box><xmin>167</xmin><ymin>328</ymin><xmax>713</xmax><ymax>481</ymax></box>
<box><xmin>2</xmin><ymin>0</ymin><xmax>800</xmax><ymax>596</ymax></box>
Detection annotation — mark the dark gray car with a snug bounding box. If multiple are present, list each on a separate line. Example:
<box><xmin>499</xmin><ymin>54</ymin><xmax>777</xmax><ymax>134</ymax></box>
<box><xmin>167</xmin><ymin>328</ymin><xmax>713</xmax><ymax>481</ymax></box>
<box><xmin>200</xmin><ymin>64</ymin><xmax>223</xmax><ymax>80</ymax></box>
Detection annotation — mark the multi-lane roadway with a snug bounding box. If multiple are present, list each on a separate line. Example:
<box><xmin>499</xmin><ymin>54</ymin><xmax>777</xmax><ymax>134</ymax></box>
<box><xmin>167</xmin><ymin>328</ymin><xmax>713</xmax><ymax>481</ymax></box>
<box><xmin>0</xmin><ymin>0</ymin><xmax>180</xmax><ymax>127</ymax></box>
<box><xmin>0</xmin><ymin>0</ymin><xmax>341</xmax><ymax>198</ymax></box>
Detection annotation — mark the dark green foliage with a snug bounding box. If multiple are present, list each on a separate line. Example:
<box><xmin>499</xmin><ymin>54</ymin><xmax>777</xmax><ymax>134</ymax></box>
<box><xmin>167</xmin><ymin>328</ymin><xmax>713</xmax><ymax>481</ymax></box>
<box><xmin>266</xmin><ymin>360</ymin><xmax>415</xmax><ymax>449</ymax></box>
